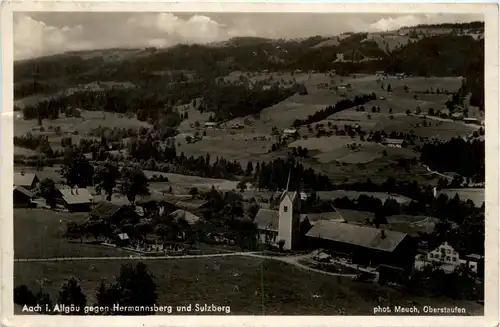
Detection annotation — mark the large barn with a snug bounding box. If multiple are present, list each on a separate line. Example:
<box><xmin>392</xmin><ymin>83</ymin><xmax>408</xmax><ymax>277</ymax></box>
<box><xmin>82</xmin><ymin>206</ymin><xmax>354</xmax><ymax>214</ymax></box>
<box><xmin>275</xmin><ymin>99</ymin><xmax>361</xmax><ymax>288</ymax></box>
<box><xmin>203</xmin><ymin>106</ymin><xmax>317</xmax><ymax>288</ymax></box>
<box><xmin>305</xmin><ymin>221</ymin><xmax>416</xmax><ymax>273</ymax></box>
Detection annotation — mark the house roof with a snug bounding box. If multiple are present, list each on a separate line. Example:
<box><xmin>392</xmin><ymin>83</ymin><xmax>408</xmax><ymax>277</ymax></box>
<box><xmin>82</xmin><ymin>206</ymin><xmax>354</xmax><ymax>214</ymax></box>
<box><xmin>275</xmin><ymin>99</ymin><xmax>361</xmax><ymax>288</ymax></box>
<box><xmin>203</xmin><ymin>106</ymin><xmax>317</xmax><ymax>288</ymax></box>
<box><xmin>91</xmin><ymin>202</ymin><xmax>122</xmax><ymax>219</ymax></box>
<box><xmin>175</xmin><ymin>199</ymin><xmax>208</xmax><ymax>210</ymax></box>
<box><xmin>305</xmin><ymin>220</ymin><xmax>408</xmax><ymax>252</ymax></box>
<box><xmin>382</xmin><ymin>138</ymin><xmax>404</xmax><ymax>144</ymax></box>
<box><xmin>117</xmin><ymin>233</ymin><xmax>129</xmax><ymax>240</ymax></box>
<box><xmin>169</xmin><ymin>209</ymin><xmax>201</xmax><ymax>225</ymax></box>
<box><xmin>299</xmin><ymin>211</ymin><xmax>345</xmax><ymax>225</ymax></box>
<box><xmin>58</xmin><ymin>188</ymin><xmax>94</xmax><ymax>205</ymax></box>
<box><xmin>13</xmin><ymin>185</ymin><xmax>34</xmax><ymax>198</ymax></box>
<box><xmin>283</xmin><ymin>129</ymin><xmax>297</xmax><ymax>134</ymax></box>
<box><xmin>14</xmin><ymin>172</ymin><xmax>38</xmax><ymax>187</ymax></box>
<box><xmin>254</xmin><ymin>209</ymin><xmax>279</xmax><ymax>232</ymax></box>
<box><xmin>464</xmin><ymin>253</ymin><xmax>482</xmax><ymax>261</ymax></box>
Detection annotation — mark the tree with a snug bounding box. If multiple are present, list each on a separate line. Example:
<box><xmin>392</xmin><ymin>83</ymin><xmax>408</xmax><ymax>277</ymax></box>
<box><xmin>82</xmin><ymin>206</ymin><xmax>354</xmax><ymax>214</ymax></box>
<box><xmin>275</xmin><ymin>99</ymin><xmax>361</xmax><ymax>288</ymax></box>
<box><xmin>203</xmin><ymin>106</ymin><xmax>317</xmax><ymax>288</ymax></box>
<box><xmin>389</xmin><ymin>108</ymin><xmax>393</xmax><ymax>114</ymax></box>
<box><xmin>189</xmin><ymin>187</ymin><xmax>199</xmax><ymax>196</ymax></box>
<box><xmin>94</xmin><ymin>164</ymin><xmax>120</xmax><ymax>201</ymax></box>
<box><xmin>40</xmin><ymin>178</ymin><xmax>57</xmax><ymax>209</ymax></box>
<box><xmin>114</xmin><ymin>263</ymin><xmax>158</xmax><ymax>314</ymax></box>
<box><xmin>35</xmin><ymin>290</ymin><xmax>53</xmax><ymax>314</ymax></box>
<box><xmin>120</xmin><ymin>169</ymin><xmax>149</xmax><ymax>205</ymax></box>
<box><xmin>58</xmin><ymin>277</ymin><xmax>87</xmax><ymax>314</ymax></box>
<box><xmin>387</xmin><ymin>84</ymin><xmax>392</xmax><ymax>92</ymax></box>
<box><xmin>14</xmin><ymin>285</ymin><xmax>37</xmax><ymax>306</ymax></box>
<box><xmin>237</xmin><ymin>181</ymin><xmax>247</xmax><ymax>192</ymax></box>
<box><xmin>61</xmin><ymin>147</ymin><xmax>94</xmax><ymax>187</ymax></box>
<box><xmin>278</xmin><ymin>239</ymin><xmax>285</xmax><ymax>251</ymax></box>
<box><xmin>248</xmin><ymin>203</ymin><xmax>260</xmax><ymax>220</ymax></box>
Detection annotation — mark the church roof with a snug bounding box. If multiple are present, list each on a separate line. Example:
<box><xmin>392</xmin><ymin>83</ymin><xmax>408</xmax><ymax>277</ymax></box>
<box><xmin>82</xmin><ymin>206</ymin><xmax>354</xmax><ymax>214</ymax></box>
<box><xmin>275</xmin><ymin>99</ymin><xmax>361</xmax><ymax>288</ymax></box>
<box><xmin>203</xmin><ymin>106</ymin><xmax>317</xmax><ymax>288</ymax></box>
<box><xmin>254</xmin><ymin>209</ymin><xmax>279</xmax><ymax>232</ymax></box>
<box><xmin>280</xmin><ymin>191</ymin><xmax>298</xmax><ymax>203</ymax></box>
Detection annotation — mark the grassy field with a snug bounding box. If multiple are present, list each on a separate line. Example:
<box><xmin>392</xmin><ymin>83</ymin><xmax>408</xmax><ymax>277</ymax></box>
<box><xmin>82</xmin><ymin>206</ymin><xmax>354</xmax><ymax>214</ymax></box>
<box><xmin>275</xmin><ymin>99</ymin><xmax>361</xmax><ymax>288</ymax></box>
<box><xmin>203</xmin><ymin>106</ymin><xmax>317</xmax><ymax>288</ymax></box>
<box><xmin>146</xmin><ymin>172</ymin><xmax>241</xmax><ymax>194</ymax></box>
<box><xmin>14</xmin><ymin>110</ymin><xmax>151</xmax><ymax>137</ymax></box>
<box><xmin>290</xmin><ymin>136</ymin><xmax>416</xmax><ymax>165</ymax></box>
<box><xmin>14</xmin><ymin>256</ymin><xmax>483</xmax><ymax>315</ymax></box>
<box><xmin>14</xmin><ymin>209</ymin><xmax>129</xmax><ymax>259</ymax></box>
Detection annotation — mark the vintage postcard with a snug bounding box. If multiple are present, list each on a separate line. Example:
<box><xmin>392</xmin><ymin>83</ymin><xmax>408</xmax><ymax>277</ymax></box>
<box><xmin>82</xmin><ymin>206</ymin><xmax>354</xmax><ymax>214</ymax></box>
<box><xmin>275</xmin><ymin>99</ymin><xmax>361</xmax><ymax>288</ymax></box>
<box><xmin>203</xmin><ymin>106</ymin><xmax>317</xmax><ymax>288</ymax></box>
<box><xmin>1</xmin><ymin>1</ymin><xmax>498</xmax><ymax>327</ymax></box>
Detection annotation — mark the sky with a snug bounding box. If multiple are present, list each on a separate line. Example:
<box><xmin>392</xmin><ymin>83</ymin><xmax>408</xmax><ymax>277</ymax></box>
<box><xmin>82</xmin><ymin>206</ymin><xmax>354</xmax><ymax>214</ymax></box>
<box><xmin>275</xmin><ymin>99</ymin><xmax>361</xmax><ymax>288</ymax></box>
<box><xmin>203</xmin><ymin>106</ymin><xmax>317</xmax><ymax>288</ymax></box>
<box><xmin>14</xmin><ymin>12</ymin><xmax>483</xmax><ymax>60</ymax></box>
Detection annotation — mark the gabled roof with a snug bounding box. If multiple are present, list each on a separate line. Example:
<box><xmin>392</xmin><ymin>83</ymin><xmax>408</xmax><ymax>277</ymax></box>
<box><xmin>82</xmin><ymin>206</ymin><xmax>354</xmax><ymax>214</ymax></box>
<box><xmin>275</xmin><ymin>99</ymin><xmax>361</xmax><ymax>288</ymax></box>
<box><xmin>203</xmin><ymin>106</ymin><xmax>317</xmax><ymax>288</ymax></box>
<box><xmin>58</xmin><ymin>188</ymin><xmax>93</xmax><ymax>205</ymax></box>
<box><xmin>117</xmin><ymin>233</ymin><xmax>129</xmax><ymax>240</ymax></box>
<box><xmin>169</xmin><ymin>209</ymin><xmax>201</xmax><ymax>225</ymax></box>
<box><xmin>91</xmin><ymin>202</ymin><xmax>122</xmax><ymax>219</ymax></box>
<box><xmin>14</xmin><ymin>172</ymin><xmax>38</xmax><ymax>187</ymax></box>
<box><xmin>280</xmin><ymin>191</ymin><xmax>298</xmax><ymax>204</ymax></box>
<box><xmin>306</xmin><ymin>220</ymin><xmax>408</xmax><ymax>252</ymax></box>
<box><xmin>299</xmin><ymin>211</ymin><xmax>345</xmax><ymax>225</ymax></box>
<box><xmin>254</xmin><ymin>209</ymin><xmax>279</xmax><ymax>232</ymax></box>
<box><xmin>13</xmin><ymin>185</ymin><xmax>34</xmax><ymax>198</ymax></box>
<box><xmin>175</xmin><ymin>199</ymin><xmax>208</xmax><ymax>210</ymax></box>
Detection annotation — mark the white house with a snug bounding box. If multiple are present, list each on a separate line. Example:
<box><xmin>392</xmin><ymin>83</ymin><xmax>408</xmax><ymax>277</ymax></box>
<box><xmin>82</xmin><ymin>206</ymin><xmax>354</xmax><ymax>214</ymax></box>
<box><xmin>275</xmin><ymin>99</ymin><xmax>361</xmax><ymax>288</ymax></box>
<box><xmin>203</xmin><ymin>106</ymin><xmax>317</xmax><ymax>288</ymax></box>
<box><xmin>426</xmin><ymin>241</ymin><xmax>460</xmax><ymax>266</ymax></box>
<box><xmin>420</xmin><ymin>241</ymin><xmax>481</xmax><ymax>273</ymax></box>
<box><xmin>204</xmin><ymin>122</ymin><xmax>218</xmax><ymax>129</ymax></box>
<box><xmin>381</xmin><ymin>138</ymin><xmax>404</xmax><ymax>148</ymax></box>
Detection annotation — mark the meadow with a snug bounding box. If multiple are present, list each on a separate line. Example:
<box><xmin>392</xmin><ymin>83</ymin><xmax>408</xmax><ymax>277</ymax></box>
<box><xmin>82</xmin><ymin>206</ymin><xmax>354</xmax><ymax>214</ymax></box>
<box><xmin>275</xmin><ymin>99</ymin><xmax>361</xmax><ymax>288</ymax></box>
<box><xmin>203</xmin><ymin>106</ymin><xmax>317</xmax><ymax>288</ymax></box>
<box><xmin>14</xmin><ymin>256</ymin><xmax>483</xmax><ymax>315</ymax></box>
<box><xmin>14</xmin><ymin>209</ymin><xmax>130</xmax><ymax>259</ymax></box>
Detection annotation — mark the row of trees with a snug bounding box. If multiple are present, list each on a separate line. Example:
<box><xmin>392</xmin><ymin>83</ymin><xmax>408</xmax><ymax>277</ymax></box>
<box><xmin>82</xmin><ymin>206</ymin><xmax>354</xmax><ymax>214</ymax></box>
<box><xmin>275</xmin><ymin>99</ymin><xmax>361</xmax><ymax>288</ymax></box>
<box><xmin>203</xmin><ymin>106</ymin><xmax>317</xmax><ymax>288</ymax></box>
<box><xmin>292</xmin><ymin>93</ymin><xmax>377</xmax><ymax>127</ymax></box>
<box><xmin>14</xmin><ymin>262</ymin><xmax>157</xmax><ymax>315</ymax></box>
<box><xmin>420</xmin><ymin>138</ymin><xmax>485</xmax><ymax>181</ymax></box>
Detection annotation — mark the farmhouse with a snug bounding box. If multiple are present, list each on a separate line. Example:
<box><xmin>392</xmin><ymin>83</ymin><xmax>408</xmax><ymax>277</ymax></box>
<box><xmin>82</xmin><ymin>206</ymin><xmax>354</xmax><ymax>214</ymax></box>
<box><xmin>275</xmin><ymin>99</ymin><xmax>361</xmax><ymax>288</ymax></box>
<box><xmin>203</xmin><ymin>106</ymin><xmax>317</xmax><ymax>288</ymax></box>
<box><xmin>56</xmin><ymin>187</ymin><xmax>94</xmax><ymax>212</ymax></box>
<box><xmin>14</xmin><ymin>172</ymin><xmax>39</xmax><ymax>189</ymax></box>
<box><xmin>380</xmin><ymin>138</ymin><xmax>404</xmax><ymax>148</ymax></box>
<box><xmin>204</xmin><ymin>122</ymin><xmax>218</xmax><ymax>129</ymax></box>
<box><xmin>283</xmin><ymin>129</ymin><xmax>298</xmax><ymax>139</ymax></box>
<box><xmin>305</xmin><ymin>221</ymin><xmax>415</xmax><ymax>273</ymax></box>
<box><xmin>13</xmin><ymin>186</ymin><xmax>35</xmax><ymax>208</ymax></box>
<box><xmin>90</xmin><ymin>202</ymin><xmax>136</xmax><ymax>221</ymax></box>
<box><xmin>116</xmin><ymin>233</ymin><xmax>130</xmax><ymax>247</ymax></box>
<box><xmin>419</xmin><ymin>241</ymin><xmax>483</xmax><ymax>273</ymax></box>
<box><xmin>169</xmin><ymin>209</ymin><xmax>201</xmax><ymax>225</ymax></box>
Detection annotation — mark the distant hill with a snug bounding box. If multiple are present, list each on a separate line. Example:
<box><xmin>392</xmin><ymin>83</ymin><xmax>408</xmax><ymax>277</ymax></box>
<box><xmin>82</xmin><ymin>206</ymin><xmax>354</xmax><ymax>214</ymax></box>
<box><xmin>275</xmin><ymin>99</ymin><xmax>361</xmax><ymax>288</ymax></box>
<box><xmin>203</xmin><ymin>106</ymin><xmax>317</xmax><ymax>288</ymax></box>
<box><xmin>14</xmin><ymin>21</ymin><xmax>484</xmax><ymax>103</ymax></box>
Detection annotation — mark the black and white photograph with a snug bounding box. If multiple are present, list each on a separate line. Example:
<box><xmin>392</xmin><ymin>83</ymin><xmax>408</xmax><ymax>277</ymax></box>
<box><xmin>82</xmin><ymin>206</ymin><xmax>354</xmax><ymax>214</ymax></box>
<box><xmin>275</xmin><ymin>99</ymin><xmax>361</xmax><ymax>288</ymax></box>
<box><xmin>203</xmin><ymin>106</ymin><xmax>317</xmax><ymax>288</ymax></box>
<box><xmin>1</xmin><ymin>3</ymin><xmax>498</xmax><ymax>324</ymax></box>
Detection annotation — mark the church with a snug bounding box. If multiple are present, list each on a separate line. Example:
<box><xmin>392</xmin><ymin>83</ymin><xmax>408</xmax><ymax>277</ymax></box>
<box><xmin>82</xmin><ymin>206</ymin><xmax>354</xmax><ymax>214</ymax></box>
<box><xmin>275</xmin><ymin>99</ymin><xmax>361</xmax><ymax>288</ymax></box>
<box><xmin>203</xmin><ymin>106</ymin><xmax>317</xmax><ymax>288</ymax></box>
<box><xmin>253</xmin><ymin>172</ymin><xmax>416</xmax><ymax>273</ymax></box>
<box><xmin>253</xmin><ymin>172</ymin><xmax>303</xmax><ymax>250</ymax></box>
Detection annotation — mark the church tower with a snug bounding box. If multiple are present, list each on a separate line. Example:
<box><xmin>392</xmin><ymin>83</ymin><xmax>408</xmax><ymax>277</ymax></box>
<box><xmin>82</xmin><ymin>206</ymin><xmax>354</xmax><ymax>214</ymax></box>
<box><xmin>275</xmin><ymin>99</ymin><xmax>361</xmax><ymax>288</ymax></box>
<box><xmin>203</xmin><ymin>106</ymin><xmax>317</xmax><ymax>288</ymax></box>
<box><xmin>277</xmin><ymin>170</ymin><xmax>301</xmax><ymax>250</ymax></box>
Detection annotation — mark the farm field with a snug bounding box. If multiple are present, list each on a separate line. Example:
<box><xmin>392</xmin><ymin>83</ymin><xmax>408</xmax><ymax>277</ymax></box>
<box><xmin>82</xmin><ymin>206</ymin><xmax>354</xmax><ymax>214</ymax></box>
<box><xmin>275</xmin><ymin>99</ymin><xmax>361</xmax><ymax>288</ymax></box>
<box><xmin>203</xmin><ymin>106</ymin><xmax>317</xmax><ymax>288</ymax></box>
<box><xmin>318</xmin><ymin>190</ymin><xmax>413</xmax><ymax>204</ymax></box>
<box><xmin>175</xmin><ymin>129</ymin><xmax>283</xmax><ymax>164</ymax></box>
<box><xmin>438</xmin><ymin>188</ymin><xmax>485</xmax><ymax>208</ymax></box>
<box><xmin>145</xmin><ymin>171</ymin><xmax>242</xmax><ymax>194</ymax></box>
<box><xmin>290</xmin><ymin>135</ymin><xmax>416</xmax><ymax>165</ymax></box>
<box><xmin>14</xmin><ymin>256</ymin><xmax>483</xmax><ymax>315</ymax></box>
<box><xmin>14</xmin><ymin>110</ymin><xmax>151</xmax><ymax>137</ymax></box>
<box><xmin>14</xmin><ymin>209</ymin><xmax>130</xmax><ymax>259</ymax></box>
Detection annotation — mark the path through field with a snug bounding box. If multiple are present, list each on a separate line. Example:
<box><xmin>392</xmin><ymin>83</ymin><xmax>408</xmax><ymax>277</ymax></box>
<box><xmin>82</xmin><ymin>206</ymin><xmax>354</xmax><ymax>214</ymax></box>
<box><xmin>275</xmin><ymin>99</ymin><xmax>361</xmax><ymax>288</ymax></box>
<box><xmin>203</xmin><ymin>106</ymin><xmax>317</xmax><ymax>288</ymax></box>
<box><xmin>14</xmin><ymin>252</ymin><xmax>358</xmax><ymax>278</ymax></box>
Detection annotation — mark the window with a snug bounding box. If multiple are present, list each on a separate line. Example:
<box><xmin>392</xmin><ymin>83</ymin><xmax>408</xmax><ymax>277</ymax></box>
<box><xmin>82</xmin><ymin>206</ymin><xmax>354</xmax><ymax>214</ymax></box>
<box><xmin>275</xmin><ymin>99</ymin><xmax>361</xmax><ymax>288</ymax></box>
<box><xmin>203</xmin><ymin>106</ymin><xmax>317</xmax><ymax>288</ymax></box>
<box><xmin>453</xmin><ymin>257</ymin><xmax>457</xmax><ymax>262</ymax></box>
<box><xmin>429</xmin><ymin>253</ymin><xmax>433</xmax><ymax>258</ymax></box>
<box><xmin>446</xmin><ymin>256</ymin><xmax>450</xmax><ymax>261</ymax></box>
<box><xmin>447</xmin><ymin>249</ymin><xmax>451</xmax><ymax>254</ymax></box>
<box><xmin>283</xmin><ymin>206</ymin><xmax>288</xmax><ymax>213</ymax></box>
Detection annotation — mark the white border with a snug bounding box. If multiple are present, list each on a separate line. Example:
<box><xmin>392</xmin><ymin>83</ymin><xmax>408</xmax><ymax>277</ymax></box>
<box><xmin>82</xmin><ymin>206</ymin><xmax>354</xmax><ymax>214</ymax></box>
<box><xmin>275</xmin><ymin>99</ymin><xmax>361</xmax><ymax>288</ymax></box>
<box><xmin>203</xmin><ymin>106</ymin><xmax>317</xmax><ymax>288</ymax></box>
<box><xmin>1</xmin><ymin>2</ymin><xmax>499</xmax><ymax>327</ymax></box>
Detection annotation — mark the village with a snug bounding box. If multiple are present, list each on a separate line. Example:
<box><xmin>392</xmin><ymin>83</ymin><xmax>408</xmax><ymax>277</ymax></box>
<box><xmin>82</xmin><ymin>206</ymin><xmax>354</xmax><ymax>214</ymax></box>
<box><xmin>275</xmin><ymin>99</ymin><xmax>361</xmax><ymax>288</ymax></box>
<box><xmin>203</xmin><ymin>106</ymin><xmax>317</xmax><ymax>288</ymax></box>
<box><xmin>10</xmin><ymin>14</ymin><xmax>486</xmax><ymax>316</ymax></box>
